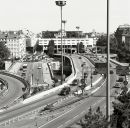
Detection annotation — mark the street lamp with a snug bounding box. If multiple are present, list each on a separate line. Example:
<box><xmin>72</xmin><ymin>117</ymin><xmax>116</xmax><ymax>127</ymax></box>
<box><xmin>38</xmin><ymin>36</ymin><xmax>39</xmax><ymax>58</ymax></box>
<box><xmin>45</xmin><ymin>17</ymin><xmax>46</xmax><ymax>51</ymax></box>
<box><xmin>62</xmin><ymin>20</ymin><xmax>67</xmax><ymax>54</ymax></box>
<box><xmin>55</xmin><ymin>0</ymin><xmax>66</xmax><ymax>84</ymax></box>
<box><xmin>106</xmin><ymin>0</ymin><xmax>110</xmax><ymax>127</ymax></box>
<box><xmin>76</xmin><ymin>26</ymin><xmax>80</xmax><ymax>54</ymax></box>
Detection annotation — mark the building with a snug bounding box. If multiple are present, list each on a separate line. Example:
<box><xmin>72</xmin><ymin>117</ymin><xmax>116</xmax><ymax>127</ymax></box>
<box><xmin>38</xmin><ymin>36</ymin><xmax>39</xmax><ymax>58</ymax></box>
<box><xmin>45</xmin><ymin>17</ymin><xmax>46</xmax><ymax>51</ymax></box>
<box><xmin>115</xmin><ymin>24</ymin><xmax>130</xmax><ymax>51</ymax></box>
<box><xmin>38</xmin><ymin>30</ymin><xmax>95</xmax><ymax>53</ymax></box>
<box><xmin>0</xmin><ymin>31</ymin><xmax>26</xmax><ymax>59</ymax></box>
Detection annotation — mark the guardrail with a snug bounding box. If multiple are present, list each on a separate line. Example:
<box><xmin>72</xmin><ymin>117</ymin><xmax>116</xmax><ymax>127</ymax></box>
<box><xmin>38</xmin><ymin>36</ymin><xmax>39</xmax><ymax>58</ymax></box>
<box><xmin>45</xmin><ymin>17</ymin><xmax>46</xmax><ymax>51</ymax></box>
<box><xmin>7</xmin><ymin>61</ymin><xmax>16</xmax><ymax>71</ymax></box>
<box><xmin>83</xmin><ymin>55</ymin><xmax>95</xmax><ymax>66</ymax></box>
<box><xmin>47</xmin><ymin>62</ymin><xmax>54</xmax><ymax>79</ymax></box>
<box><xmin>0</xmin><ymin>71</ymin><xmax>30</xmax><ymax>95</ymax></box>
<box><xmin>64</xmin><ymin>55</ymin><xmax>76</xmax><ymax>82</ymax></box>
<box><xmin>110</xmin><ymin>59</ymin><xmax>129</xmax><ymax>67</ymax></box>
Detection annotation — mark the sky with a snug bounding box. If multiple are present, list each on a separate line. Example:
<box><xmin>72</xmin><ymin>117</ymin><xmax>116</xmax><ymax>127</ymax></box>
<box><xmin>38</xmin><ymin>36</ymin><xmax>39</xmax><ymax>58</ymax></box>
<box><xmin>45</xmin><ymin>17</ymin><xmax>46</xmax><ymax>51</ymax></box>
<box><xmin>0</xmin><ymin>0</ymin><xmax>130</xmax><ymax>34</ymax></box>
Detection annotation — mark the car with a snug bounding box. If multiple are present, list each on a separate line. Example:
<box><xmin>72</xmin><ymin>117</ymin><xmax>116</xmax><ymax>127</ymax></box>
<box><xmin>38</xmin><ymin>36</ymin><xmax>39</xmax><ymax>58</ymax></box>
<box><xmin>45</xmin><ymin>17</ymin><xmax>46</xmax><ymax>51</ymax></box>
<box><xmin>71</xmin><ymin>79</ymin><xmax>79</xmax><ymax>86</ymax></box>
<box><xmin>59</xmin><ymin>87</ymin><xmax>71</xmax><ymax>96</ymax></box>
<box><xmin>79</xmin><ymin>57</ymin><xmax>82</xmax><ymax>59</ymax></box>
<box><xmin>113</xmin><ymin>82</ymin><xmax>122</xmax><ymax>88</ymax></box>
<box><xmin>21</xmin><ymin>72</ymin><xmax>26</xmax><ymax>76</ymax></box>
<box><xmin>73</xmin><ymin>90</ymin><xmax>82</xmax><ymax>95</ymax></box>
<box><xmin>37</xmin><ymin>66</ymin><xmax>42</xmax><ymax>69</ymax></box>
<box><xmin>38</xmin><ymin>104</ymin><xmax>54</xmax><ymax>115</ymax></box>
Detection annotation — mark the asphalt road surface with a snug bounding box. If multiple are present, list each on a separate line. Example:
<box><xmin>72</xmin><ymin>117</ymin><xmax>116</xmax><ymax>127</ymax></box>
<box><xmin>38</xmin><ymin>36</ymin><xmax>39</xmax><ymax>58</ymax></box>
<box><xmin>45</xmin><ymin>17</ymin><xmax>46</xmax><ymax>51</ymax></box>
<box><xmin>0</xmin><ymin>74</ymin><xmax>24</xmax><ymax>109</ymax></box>
<box><xmin>39</xmin><ymin>72</ymin><xmax>117</xmax><ymax>128</ymax></box>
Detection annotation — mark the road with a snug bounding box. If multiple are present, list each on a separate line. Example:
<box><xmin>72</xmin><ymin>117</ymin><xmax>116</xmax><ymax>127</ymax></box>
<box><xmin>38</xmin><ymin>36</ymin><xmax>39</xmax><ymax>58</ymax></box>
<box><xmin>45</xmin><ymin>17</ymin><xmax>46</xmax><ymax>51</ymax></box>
<box><xmin>71</xmin><ymin>54</ymin><xmax>101</xmax><ymax>85</ymax></box>
<box><xmin>31</xmin><ymin>61</ymin><xmax>53</xmax><ymax>86</ymax></box>
<box><xmin>0</xmin><ymin>55</ymin><xmax>102</xmax><ymax>128</ymax></box>
<box><xmin>17</xmin><ymin>61</ymin><xmax>53</xmax><ymax>88</ymax></box>
<box><xmin>39</xmin><ymin>71</ymin><xmax>117</xmax><ymax>128</ymax></box>
<box><xmin>0</xmin><ymin>74</ymin><xmax>24</xmax><ymax>109</ymax></box>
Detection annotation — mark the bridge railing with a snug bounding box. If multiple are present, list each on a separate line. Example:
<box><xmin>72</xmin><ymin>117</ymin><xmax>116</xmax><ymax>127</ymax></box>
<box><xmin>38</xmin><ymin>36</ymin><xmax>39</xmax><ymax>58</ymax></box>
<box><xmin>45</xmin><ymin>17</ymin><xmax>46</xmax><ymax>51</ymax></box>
<box><xmin>0</xmin><ymin>71</ymin><xmax>30</xmax><ymax>95</ymax></box>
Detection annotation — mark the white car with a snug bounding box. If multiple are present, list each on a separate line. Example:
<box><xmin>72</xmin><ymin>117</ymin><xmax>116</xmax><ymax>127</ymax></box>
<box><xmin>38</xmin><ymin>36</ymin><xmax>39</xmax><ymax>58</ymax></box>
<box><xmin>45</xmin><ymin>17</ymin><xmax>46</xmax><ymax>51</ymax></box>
<box><xmin>37</xmin><ymin>67</ymin><xmax>42</xmax><ymax>69</ymax></box>
<box><xmin>73</xmin><ymin>90</ymin><xmax>82</xmax><ymax>95</ymax></box>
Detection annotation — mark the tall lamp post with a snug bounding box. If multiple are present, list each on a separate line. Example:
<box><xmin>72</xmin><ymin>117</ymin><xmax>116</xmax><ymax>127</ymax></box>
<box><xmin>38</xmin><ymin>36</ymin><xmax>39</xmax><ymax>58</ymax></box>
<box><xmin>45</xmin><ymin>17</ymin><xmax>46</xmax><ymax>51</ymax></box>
<box><xmin>62</xmin><ymin>20</ymin><xmax>67</xmax><ymax>54</ymax></box>
<box><xmin>55</xmin><ymin>0</ymin><xmax>66</xmax><ymax>84</ymax></box>
<box><xmin>76</xmin><ymin>26</ymin><xmax>80</xmax><ymax>54</ymax></box>
<box><xmin>106</xmin><ymin>0</ymin><xmax>110</xmax><ymax>127</ymax></box>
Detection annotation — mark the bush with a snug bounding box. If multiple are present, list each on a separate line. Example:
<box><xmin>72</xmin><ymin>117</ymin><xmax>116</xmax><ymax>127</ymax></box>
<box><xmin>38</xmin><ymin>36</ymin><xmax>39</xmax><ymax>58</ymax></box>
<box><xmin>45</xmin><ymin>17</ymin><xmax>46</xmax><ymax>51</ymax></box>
<box><xmin>78</xmin><ymin>107</ymin><xmax>107</xmax><ymax>128</ymax></box>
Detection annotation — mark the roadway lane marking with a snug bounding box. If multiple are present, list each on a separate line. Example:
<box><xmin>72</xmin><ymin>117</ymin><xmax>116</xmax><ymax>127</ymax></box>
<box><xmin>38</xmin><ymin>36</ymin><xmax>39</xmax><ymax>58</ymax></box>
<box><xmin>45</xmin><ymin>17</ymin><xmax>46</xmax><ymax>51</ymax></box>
<box><xmin>38</xmin><ymin>107</ymin><xmax>75</xmax><ymax>128</ymax></box>
<box><xmin>37</xmin><ymin>74</ymin><xmax>106</xmax><ymax>127</ymax></box>
<box><xmin>57</xmin><ymin>110</ymin><xmax>87</xmax><ymax>128</ymax></box>
<box><xmin>92</xmin><ymin>97</ymin><xmax>105</xmax><ymax>107</ymax></box>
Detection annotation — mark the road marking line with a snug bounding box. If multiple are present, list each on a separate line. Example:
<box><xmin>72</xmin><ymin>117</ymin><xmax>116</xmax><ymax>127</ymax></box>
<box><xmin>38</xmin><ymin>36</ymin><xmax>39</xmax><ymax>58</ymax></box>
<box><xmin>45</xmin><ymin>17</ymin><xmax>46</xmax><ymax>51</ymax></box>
<box><xmin>38</xmin><ymin>108</ymin><xmax>74</xmax><ymax>128</ymax></box>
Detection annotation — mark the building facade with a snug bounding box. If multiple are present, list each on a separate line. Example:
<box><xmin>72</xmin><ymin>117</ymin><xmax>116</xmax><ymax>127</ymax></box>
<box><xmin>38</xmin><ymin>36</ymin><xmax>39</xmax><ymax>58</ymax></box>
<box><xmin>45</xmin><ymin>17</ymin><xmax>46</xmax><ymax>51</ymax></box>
<box><xmin>39</xmin><ymin>30</ymin><xmax>95</xmax><ymax>53</ymax></box>
<box><xmin>115</xmin><ymin>24</ymin><xmax>130</xmax><ymax>51</ymax></box>
<box><xmin>0</xmin><ymin>31</ymin><xmax>26</xmax><ymax>59</ymax></box>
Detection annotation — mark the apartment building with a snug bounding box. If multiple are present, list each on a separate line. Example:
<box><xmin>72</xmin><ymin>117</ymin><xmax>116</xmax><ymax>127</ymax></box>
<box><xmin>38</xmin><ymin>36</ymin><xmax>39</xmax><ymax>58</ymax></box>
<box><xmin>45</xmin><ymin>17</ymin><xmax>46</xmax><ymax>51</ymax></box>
<box><xmin>0</xmin><ymin>31</ymin><xmax>26</xmax><ymax>59</ymax></box>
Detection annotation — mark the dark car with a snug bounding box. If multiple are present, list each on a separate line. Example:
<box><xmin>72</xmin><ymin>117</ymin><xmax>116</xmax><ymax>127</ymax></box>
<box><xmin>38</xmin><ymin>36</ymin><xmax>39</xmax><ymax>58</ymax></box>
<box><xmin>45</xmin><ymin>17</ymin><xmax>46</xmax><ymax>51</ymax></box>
<box><xmin>71</xmin><ymin>79</ymin><xmax>79</xmax><ymax>86</ymax></box>
<box><xmin>39</xmin><ymin>104</ymin><xmax>54</xmax><ymax>115</ymax></box>
<box><xmin>59</xmin><ymin>87</ymin><xmax>71</xmax><ymax>96</ymax></box>
<box><xmin>79</xmin><ymin>57</ymin><xmax>82</xmax><ymax>59</ymax></box>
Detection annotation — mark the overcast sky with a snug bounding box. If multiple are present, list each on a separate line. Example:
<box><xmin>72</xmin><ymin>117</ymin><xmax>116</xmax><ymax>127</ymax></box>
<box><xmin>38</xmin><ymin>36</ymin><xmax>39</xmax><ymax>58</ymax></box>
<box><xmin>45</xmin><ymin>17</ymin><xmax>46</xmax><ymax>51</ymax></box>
<box><xmin>0</xmin><ymin>0</ymin><xmax>130</xmax><ymax>34</ymax></box>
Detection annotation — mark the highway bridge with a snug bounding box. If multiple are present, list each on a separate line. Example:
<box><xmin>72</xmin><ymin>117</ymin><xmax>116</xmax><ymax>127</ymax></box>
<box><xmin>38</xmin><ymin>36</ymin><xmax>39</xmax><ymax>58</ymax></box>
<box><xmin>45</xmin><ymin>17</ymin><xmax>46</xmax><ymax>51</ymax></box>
<box><xmin>0</xmin><ymin>54</ymin><xmax>104</xmax><ymax>128</ymax></box>
<box><xmin>0</xmin><ymin>53</ymin><xmax>126</xmax><ymax>128</ymax></box>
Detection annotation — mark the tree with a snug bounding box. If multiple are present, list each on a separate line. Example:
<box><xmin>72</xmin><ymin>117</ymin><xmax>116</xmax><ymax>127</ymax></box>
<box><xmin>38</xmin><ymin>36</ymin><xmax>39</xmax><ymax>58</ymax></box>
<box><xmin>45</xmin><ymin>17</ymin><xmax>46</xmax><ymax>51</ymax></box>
<box><xmin>96</xmin><ymin>35</ymin><xmax>117</xmax><ymax>54</ymax></box>
<box><xmin>76</xmin><ymin>43</ymin><xmax>79</xmax><ymax>53</ymax></box>
<box><xmin>111</xmin><ymin>85</ymin><xmax>130</xmax><ymax>128</ymax></box>
<box><xmin>0</xmin><ymin>41</ymin><xmax>10</xmax><ymax>60</ymax></box>
<box><xmin>0</xmin><ymin>41</ymin><xmax>10</xmax><ymax>69</ymax></box>
<box><xmin>34</xmin><ymin>40</ymin><xmax>43</xmax><ymax>52</ymax></box>
<box><xmin>96</xmin><ymin>35</ymin><xmax>107</xmax><ymax>47</ymax></box>
<box><xmin>47</xmin><ymin>40</ymin><xmax>55</xmax><ymax>57</ymax></box>
<box><xmin>79</xmin><ymin>42</ymin><xmax>84</xmax><ymax>53</ymax></box>
<box><xmin>78</xmin><ymin>106</ymin><xmax>107</xmax><ymax>128</ymax></box>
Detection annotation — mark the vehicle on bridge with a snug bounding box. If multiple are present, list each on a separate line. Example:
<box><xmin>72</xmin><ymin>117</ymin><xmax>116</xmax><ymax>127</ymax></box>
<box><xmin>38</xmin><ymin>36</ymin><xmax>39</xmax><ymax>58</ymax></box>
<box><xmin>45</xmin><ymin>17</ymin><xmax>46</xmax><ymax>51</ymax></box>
<box><xmin>38</xmin><ymin>104</ymin><xmax>54</xmax><ymax>115</ymax></box>
<box><xmin>70</xmin><ymin>79</ymin><xmax>79</xmax><ymax>86</ymax></box>
<box><xmin>113</xmin><ymin>82</ymin><xmax>122</xmax><ymax>88</ymax></box>
<box><xmin>59</xmin><ymin>87</ymin><xmax>71</xmax><ymax>96</ymax></box>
